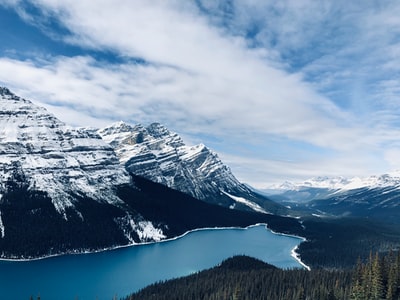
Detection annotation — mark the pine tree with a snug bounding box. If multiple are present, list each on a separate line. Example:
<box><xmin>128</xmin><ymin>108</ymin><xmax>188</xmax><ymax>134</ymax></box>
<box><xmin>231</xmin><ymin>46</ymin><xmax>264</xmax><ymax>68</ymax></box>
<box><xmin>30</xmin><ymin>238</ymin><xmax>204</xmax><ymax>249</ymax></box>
<box><xmin>351</xmin><ymin>258</ymin><xmax>366</xmax><ymax>300</ymax></box>
<box><xmin>371</xmin><ymin>253</ymin><xmax>384</xmax><ymax>300</ymax></box>
<box><xmin>386</xmin><ymin>264</ymin><xmax>397</xmax><ymax>300</ymax></box>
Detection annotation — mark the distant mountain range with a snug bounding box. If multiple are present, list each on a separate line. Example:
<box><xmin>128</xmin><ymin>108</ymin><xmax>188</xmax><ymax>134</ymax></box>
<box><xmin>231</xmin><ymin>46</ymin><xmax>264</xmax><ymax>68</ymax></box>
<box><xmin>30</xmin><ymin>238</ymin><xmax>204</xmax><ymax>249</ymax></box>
<box><xmin>262</xmin><ymin>174</ymin><xmax>400</xmax><ymax>223</ymax></box>
<box><xmin>267</xmin><ymin>172</ymin><xmax>400</xmax><ymax>192</ymax></box>
<box><xmin>0</xmin><ymin>87</ymin><xmax>292</xmax><ymax>259</ymax></box>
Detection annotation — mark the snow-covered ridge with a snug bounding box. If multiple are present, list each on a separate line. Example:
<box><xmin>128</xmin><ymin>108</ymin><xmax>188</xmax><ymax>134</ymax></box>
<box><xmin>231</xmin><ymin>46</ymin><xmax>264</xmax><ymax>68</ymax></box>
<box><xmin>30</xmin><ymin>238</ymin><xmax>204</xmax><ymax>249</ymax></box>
<box><xmin>99</xmin><ymin>121</ymin><xmax>288</xmax><ymax>215</ymax></box>
<box><xmin>99</xmin><ymin>121</ymin><xmax>251</xmax><ymax>204</ymax></box>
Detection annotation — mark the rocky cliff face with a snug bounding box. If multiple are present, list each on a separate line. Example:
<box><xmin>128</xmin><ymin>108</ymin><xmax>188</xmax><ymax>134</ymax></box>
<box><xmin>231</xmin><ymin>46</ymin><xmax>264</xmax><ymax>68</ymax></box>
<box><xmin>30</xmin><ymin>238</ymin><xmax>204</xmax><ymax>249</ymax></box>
<box><xmin>99</xmin><ymin>122</ymin><xmax>245</xmax><ymax>200</ymax></box>
<box><xmin>99</xmin><ymin>122</ymin><xmax>286</xmax><ymax>214</ymax></box>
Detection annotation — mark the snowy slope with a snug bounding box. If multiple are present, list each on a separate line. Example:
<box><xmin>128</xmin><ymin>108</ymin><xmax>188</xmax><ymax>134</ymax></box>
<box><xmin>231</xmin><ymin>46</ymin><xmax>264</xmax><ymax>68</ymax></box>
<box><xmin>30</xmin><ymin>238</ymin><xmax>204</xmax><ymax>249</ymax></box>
<box><xmin>0</xmin><ymin>87</ymin><xmax>130</xmax><ymax>215</ymax></box>
<box><xmin>0</xmin><ymin>87</ymin><xmax>171</xmax><ymax>257</ymax></box>
<box><xmin>99</xmin><ymin>122</ymin><xmax>285</xmax><ymax>214</ymax></box>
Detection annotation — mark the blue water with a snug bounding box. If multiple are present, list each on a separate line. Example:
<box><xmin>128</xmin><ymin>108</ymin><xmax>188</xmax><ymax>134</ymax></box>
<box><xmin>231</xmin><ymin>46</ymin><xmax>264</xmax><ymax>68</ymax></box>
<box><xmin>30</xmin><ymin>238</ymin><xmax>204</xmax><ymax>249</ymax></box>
<box><xmin>0</xmin><ymin>225</ymin><xmax>304</xmax><ymax>300</ymax></box>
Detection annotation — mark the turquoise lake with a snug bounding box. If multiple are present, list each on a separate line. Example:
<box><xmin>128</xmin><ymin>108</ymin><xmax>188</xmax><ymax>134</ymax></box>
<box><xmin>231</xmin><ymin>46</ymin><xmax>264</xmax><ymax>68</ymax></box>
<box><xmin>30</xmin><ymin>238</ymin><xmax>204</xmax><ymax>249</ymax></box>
<box><xmin>0</xmin><ymin>224</ymin><xmax>305</xmax><ymax>300</ymax></box>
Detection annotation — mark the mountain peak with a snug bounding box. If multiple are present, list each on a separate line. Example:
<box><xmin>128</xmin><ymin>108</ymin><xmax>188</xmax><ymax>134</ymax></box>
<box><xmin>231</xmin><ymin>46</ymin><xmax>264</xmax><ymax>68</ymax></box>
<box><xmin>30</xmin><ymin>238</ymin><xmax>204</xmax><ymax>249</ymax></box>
<box><xmin>0</xmin><ymin>87</ymin><xmax>14</xmax><ymax>96</ymax></box>
<box><xmin>101</xmin><ymin>121</ymin><xmax>135</xmax><ymax>134</ymax></box>
<box><xmin>147</xmin><ymin>122</ymin><xmax>169</xmax><ymax>135</ymax></box>
<box><xmin>0</xmin><ymin>88</ymin><xmax>63</xmax><ymax>144</ymax></box>
<box><xmin>0</xmin><ymin>87</ymin><xmax>27</xmax><ymax>103</ymax></box>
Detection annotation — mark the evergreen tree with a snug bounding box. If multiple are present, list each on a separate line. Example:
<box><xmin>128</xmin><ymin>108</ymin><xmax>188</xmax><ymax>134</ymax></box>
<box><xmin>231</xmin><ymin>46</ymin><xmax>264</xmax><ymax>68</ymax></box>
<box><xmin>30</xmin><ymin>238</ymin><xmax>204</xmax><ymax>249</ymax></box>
<box><xmin>371</xmin><ymin>252</ymin><xmax>384</xmax><ymax>299</ymax></box>
<box><xmin>350</xmin><ymin>251</ymin><xmax>400</xmax><ymax>300</ymax></box>
<box><xmin>351</xmin><ymin>258</ymin><xmax>365</xmax><ymax>300</ymax></box>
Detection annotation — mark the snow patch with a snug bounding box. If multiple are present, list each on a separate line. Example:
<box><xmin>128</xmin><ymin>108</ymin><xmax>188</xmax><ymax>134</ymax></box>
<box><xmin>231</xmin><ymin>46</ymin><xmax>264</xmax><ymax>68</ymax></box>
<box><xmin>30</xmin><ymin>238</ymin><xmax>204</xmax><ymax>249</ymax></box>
<box><xmin>135</xmin><ymin>221</ymin><xmax>166</xmax><ymax>242</ymax></box>
<box><xmin>0</xmin><ymin>210</ymin><xmax>4</xmax><ymax>238</ymax></box>
<box><xmin>116</xmin><ymin>215</ymin><xmax>166</xmax><ymax>243</ymax></box>
<box><xmin>221</xmin><ymin>191</ymin><xmax>269</xmax><ymax>214</ymax></box>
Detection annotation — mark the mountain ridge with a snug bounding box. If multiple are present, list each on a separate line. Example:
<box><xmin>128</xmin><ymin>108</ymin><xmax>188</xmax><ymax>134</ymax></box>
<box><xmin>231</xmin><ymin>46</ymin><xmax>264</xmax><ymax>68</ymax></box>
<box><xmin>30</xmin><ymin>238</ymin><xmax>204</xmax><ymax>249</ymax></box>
<box><xmin>98</xmin><ymin>121</ymin><xmax>287</xmax><ymax>215</ymax></box>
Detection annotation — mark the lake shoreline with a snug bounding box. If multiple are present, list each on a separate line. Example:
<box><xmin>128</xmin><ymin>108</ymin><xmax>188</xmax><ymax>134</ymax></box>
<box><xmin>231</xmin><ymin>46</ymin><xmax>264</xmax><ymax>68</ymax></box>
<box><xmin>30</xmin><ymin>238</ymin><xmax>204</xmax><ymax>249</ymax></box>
<box><xmin>0</xmin><ymin>223</ymin><xmax>309</xmax><ymax>270</ymax></box>
<box><xmin>267</xmin><ymin>228</ymin><xmax>310</xmax><ymax>271</ymax></box>
<box><xmin>0</xmin><ymin>223</ymin><xmax>307</xmax><ymax>300</ymax></box>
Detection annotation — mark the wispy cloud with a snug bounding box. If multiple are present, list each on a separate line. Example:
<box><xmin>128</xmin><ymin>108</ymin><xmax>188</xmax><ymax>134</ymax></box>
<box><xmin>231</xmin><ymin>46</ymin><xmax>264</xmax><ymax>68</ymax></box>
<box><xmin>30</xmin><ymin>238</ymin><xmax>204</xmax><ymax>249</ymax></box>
<box><xmin>1</xmin><ymin>0</ymin><xmax>400</xmax><ymax>184</ymax></box>
<box><xmin>0</xmin><ymin>1</ymin><xmax>354</xmax><ymax>140</ymax></box>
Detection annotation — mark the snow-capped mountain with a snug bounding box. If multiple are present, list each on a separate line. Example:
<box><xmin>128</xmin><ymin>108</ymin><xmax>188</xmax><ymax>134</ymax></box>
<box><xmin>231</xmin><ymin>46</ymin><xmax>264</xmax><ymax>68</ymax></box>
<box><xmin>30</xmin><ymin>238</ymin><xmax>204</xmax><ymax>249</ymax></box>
<box><xmin>99</xmin><ymin>121</ymin><xmax>286</xmax><ymax>215</ymax></box>
<box><xmin>263</xmin><ymin>173</ymin><xmax>400</xmax><ymax>223</ymax></box>
<box><xmin>0</xmin><ymin>87</ymin><xmax>172</xmax><ymax>257</ymax></box>
<box><xmin>0</xmin><ymin>87</ymin><xmax>295</xmax><ymax>259</ymax></box>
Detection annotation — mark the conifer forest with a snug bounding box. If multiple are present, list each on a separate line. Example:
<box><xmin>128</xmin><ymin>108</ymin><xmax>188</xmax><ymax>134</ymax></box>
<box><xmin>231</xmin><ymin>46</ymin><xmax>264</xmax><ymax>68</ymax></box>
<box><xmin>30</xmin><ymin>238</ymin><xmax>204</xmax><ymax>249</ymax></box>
<box><xmin>126</xmin><ymin>252</ymin><xmax>400</xmax><ymax>300</ymax></box>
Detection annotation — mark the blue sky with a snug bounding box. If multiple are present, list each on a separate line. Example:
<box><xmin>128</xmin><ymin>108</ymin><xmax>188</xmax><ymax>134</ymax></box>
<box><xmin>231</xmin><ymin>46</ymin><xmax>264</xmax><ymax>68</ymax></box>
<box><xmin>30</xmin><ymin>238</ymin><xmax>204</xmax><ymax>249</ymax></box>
<box><xmin>1</xmin><ymin>0</ymin><xmax>400</xmax><ymax>187</ymax></box>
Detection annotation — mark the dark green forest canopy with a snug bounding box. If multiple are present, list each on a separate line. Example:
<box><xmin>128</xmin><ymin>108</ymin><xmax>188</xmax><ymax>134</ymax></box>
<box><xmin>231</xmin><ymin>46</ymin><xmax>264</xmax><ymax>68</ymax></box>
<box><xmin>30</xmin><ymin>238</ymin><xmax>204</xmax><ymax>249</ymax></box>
<box><xmin>126</xmin><ymin>252</ymin><xmax>400</xmax><ymax>300</ymax></box>
<box><xmin>126</xmin><ymin>255</ymin><xmax>353</xmax><ymax>300</ymax></box>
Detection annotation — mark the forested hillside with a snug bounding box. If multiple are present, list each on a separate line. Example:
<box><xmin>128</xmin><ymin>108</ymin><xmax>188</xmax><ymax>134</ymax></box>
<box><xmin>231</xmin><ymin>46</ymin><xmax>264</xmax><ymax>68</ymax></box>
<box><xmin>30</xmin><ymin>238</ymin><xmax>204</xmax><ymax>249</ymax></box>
<box><xmin>126</xmin><ymin>252</ymin><xmax>400</xmax><ymax>300</ymax></box>
<box><xmin>295</xmin><ymin>217</ymin><xmax>400</xmax><ymax>268</ymax></box>
<box><xmin>126</xmin><ymin>256</ymin><xmax>353</xmax><ymax>300</ymax></box>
